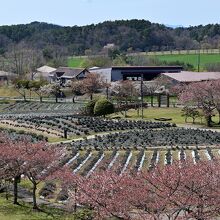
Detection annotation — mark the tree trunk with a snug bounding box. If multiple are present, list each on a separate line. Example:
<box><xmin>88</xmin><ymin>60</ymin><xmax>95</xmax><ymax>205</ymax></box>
<box><xmin>72</xmin><ymin>96</ymin><xmax>75</xmax><ymax>103</ymax></box>
<box><xmin>206</xmin><ymin>115</ymin><xmax>212</xmax><ymax>127</ymax></box>
<box><xmin>23</xmin><ymin>94</ymin><xmax>26</xmax><ymax>102</ymax></box>
<box><xmin>32</xmin><ymin>182</ymin><xmax>38</xmax><ymax>210</ymax></box>
<box><xmin>150</xmin><ymin>95</ymin><xmax>154</xmax><ymax>107</ymax></box>
<box><xmin>90</xmin><ymin>94</ymin><xmax>93</xmax><ymax>100</ymax></box>
<box><xmin>124</xmin><ymin>108</ymin><xmax>127</xmax><ymax>118</ymax></box>
<box><xmin>40</xmin><ymin>96</ymin><xmax>43</xmax><ymax>103</ymax></box>
<box><xmin>13</xmin><ymin>175</ymin><xmax>20</xmax><ymax>205</ymax></box>
<box><xmin>55</xmin><ymin>96</ymin><xmax>58</xmax><ymax>103</ymax></box>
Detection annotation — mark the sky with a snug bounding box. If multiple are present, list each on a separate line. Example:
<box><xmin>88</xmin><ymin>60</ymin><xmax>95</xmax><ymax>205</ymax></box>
<box><xmin>0</xmin><ymin>0</ymin><xmax>220</xmax><ymax>27</ymax></box>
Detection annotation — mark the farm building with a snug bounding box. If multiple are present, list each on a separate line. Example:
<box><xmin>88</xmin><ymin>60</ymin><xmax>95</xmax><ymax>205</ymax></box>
<box><xmin>50</xmin><ymin>67</ymin><xmax>90</xmax><ymax>86</ymax></box>
<box><xmin>33</xmin><ymin>65</ymin><xmax>56</xmax><ymax>82</ymax></box>
<box><xmin>89</xmin><ymin>67</ymin><xmax>112</xmax><ymax>82</ymax></box>
<box><xmin>161</xmin><ymin>71</ymin><xmax>220</xmax><ymax>84</ymax></box>
<box><xmin>0</xmin><ymin>71</ymin><xmax>16</xmax><ymax>85</ymax></box>
<box><xmin>89</xmin><ymin>66</ymin><xmax>183</xmax><ymax>82</ymax></box>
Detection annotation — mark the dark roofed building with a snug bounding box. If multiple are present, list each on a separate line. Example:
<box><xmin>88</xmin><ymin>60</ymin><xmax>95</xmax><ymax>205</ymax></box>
<box><xmin>89</xmin><ymin>66</ymin><xmax>183</xmax><ymax>83</ymax></box>
<box><xmin>51</xmin><ymin>67</ymin><xmax>90</xmax><ymax>86</ymax></box>
<box><xmin>111</xmin><ymin>66</ymin><xmax>183</xmax><ymax>81</ymax></box>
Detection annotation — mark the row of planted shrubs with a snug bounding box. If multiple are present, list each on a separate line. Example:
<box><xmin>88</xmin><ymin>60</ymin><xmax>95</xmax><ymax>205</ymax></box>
<box><xmin>71</xmin><ymin>128</ymin><xmax>220</xmax><ymax>149</ymax></box>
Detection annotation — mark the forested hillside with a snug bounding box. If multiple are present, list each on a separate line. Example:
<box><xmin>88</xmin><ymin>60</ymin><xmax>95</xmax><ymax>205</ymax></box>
<box><xmin>1</xmin><ymin>19</ymin><xmax>220</xmax><ymax>56</ymax></box>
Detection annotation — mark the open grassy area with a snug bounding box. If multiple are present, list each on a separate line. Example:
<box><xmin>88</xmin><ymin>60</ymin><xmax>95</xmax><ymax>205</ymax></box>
<box><xmin>0</xmin><ymin>85</ymin><xmax>74</xmax><ymax>100</ymax></box>
<box><xmin>111</xmin><ymin>107</ymin><xmax>186</xmax><ymax>124</ymax></box>
<box><xmin>68</xmin><ymin>57</ymin><xmax>86</xmax><ymax>68</ymax></box>
<box><xmin>110</xmin><ymin>107</ymin><xmax>220</xmax><ymax>128</ymax></box>
<box><xmin>153</xmin><ymin>53</ymin><xmax>220</xmax><ymax>70</ymax></box>
<box><xmin>0</xmin><ymin>194</ymin><xmax>73</xmax><ymax>220</ymax></box>
<box><xmin>67</xmin><ymin>53</ymin><xmax>220</xmax><ymax>71</ymax></box>
<box><xmin>0</xmin><ymin>86</ymin><xmax>21</xmax><ymax>97</ymax></box>
<box><xmin>0</xmin><ymin>85</ymin><xmax>39</xmax><ymax>99</ymax></box>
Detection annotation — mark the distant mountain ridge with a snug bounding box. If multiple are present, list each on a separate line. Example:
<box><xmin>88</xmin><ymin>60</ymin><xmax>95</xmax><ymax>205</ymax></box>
<box><xmin>0</xmin><ymin>19</ymin><xmax>220</xmax><ymax>56</ymax></box>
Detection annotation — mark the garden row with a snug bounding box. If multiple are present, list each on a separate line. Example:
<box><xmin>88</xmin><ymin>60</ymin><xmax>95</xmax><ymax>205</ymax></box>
<box><xmin>63</xmin><ymin>147</ymin><xmax>220</xmax><ymax>175</ymax></box>
<box><xmin>1</xmin><ymin>102</ymin><xmax>83</xmax><ymax>114</ymax></box>
<box><xmin>71</xmin><ymin>128</ymin><xmax>220</xmax><ymax>149</ymax></box>
<box><xmin>39</xmin><ymin>147</ymin><xmax>220</xmax><ymax>202</ymax></box>
<box><xmin>0</xmin><ymin>127</ymin><xmax>46</xmax><ymax>142</ymax></box>
<box><xmin>0</xmin><ymin>116</ymin><xmax>175</xmax><ymax>138</ymax></box>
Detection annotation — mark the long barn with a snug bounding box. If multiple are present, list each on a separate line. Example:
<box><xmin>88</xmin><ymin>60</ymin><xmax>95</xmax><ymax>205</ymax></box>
<box><xmin>90</xmin><ymin>66</ymin><xmax>183</xmax><ymax>82</ymax></box>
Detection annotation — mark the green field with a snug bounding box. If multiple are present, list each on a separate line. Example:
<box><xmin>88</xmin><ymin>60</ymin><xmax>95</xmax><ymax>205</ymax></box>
<box><xmin>68</xmin><ymin>53</ymin><xmax>220</xmax><ymax>70</ymax></box>
<box><xmin>155</xmin><ymin>53</ymin><xmax>220</xmax><ymax>69</ymax></box>
<box><xmin>68</xmin><ymin>57</ymin><xmax>86</xmax><ymax>68</ymax></box>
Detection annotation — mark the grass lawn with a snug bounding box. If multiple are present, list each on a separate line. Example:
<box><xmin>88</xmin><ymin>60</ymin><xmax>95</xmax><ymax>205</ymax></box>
<box><xmin>110</xmin><ymin>107</ymin><xmax>185</xmax><ymax>124</ymax></box>
<box><xmin>110</xmin><ymin>107</ymin><xmax>220</xmax><ymax>128</ymax></box>
<box><xmin>68</xmin><ymin>57</ymin><xmax>86</xmax><ymax>68</ymax></box>
<box><xmin>115</xmin><ymin>107</ymin><xmax>186</xmax><ymax>124</ymax></box>
<box><xmin>153</xmin><ymin>53</ymin><xmax>220</xmax><ymax>70</ymax></box>
<box><xmin>0</xmin><ymin>194</ymin><xmax>73</xmax><ymax>220</ymax></box>
<box><xmin>0</xmin><ymin>85</ymin><xmax>39</xmax><ymax>99</ymax></box>
<box><xmin>0</xmin><ymin>86</ymin><xmax>21</xmax><ymax>97</ymax></box>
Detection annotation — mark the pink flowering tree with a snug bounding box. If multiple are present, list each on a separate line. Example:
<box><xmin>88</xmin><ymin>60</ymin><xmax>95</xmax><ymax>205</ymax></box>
<box><xmin>212</xmin><ymin>79</ymin><xmax>220</xmax><ymax>124</ymax></box>
<box><xmin>58</xmin><ymin>160</ymin><xmax>220</xmax><ymax>220</ymax></box>
<box><xmin>23</xmin><ymin>142</ymin><xmax>62</xmax><ymax>209</ymax></box>
<box><xmin>179</xmin><ymin>81</ymin><xmax>215</xmax><ymax>127</ymax></box>
<box><xmin>137</xmin><ymin>160</ymin><xmax>220</xmax><ymax>220</ymax></box>
<box><xmin>0</xmin><ymin>134</ymin><xmax>62</xmax><ymax>209</ymax></box>
<box><xmin>0</xmin><ymin>133</ymin><xmax>27</xmax><ymax>205</ymax></box>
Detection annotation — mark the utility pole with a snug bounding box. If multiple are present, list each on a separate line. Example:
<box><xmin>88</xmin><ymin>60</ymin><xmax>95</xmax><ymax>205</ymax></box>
<box><xmin>106</xmin><ymin>79</ymin><xmax>109</xmax><ymax>100</ymax></box>
<box><xmin>197</xmin><ymin>44</ymin><xmax>201</xmax><ymax>72</ymax></box>
<box><xmin>141</xmin><ymin>73</ymin><xmax>144</xmax><ymax>119</ymax></box>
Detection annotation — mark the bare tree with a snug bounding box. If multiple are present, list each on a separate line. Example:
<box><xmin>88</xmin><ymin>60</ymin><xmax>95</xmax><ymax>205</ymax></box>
<box><xmin>6</xmin><ymin>42</ymin><xmax>44</xmax><ymax>76</ymax></box>
<box><xmin>81</xmin><ymin>73</ymin><xmax>105</xmax><ymax>100</ymax></box>
<box><xmin>113</xmin><ymin>80</ymin><xmax>138</xmax><ymax>117</ymax></box>
<box><xmin>71</xmin><ymin>80</ymin><xmax>84</xmax><ymax>103</ymax></box>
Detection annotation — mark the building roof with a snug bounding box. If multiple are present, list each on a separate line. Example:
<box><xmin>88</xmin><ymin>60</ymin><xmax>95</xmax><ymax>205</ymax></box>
<box><xmin>37</xmin><ymin>65</ymin><xmax>56</xmax><ymax>73</ymax></box>
<box><xmin>163</xmin><ymin>71</ymin><xmax>220</xmax><ymax>82</ymax></box>
<box><xmin>51</xmin><ymin>67</ymin><xmax>88</xmax><ymax>79</ymax></box>
<box><xmin>0</xmin><ymin>71</ymin><xmax>16</xmax><ymax>77</ymax></box>
<box><xmin>112</xmin><ymin>66</ymin><xmax>183</xmax><ymax>71</ymax></box>
<box><xmin>89</xmin><ymin>66</ymin><xmax>100</xmax><ymax>70</ymax></box>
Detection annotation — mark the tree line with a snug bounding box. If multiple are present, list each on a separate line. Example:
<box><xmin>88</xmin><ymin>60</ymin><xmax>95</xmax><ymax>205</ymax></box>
<box><xmin>1</xmin><ymin>20</ymin><xmax>220</xmax><ymax>57</ymax></box>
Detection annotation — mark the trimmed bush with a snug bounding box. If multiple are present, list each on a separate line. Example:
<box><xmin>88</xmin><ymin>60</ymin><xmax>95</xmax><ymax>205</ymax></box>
<box><xmin>94</xmin><ymin>99</ymin><xmax>114</xmax><ymax>117</ymax></box>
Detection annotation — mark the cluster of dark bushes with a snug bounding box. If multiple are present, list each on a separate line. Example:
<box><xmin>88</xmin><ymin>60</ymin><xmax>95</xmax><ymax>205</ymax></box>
<box><xmin>77</xmin><ymin>117</ymin><xmax>175</xmax><ymax>132</ymax></box>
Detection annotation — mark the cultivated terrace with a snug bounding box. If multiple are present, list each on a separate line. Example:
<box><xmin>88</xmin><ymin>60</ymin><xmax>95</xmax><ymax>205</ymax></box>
<box><xmin>0</xmin><ymin>94</ymin><xmax>220</xmax><ymax>220</ymax></box>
